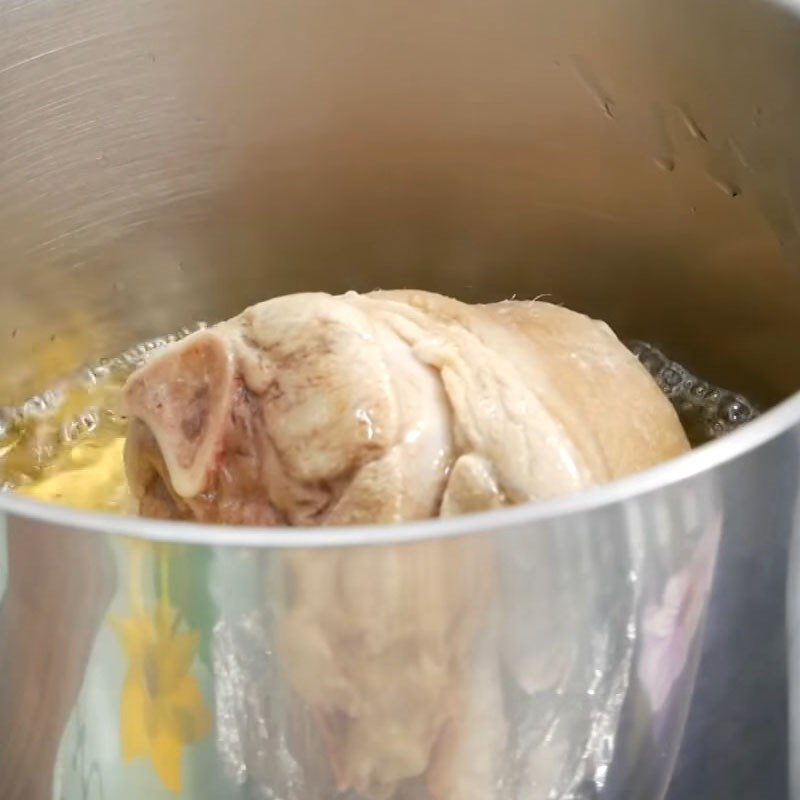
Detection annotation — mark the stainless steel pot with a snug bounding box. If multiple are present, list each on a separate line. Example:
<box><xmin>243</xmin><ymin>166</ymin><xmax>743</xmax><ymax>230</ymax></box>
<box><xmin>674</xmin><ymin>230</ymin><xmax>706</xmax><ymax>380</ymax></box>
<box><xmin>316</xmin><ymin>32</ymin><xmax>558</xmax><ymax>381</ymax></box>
<box><xmin>1</xmin><ymin>0</ymin><xmax>800</xmax><ymax>798</ymax></box>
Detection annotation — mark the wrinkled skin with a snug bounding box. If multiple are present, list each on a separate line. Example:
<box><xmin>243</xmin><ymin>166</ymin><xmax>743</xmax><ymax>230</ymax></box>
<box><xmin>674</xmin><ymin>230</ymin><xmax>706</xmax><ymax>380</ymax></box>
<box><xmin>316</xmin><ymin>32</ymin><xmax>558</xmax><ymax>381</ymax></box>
<box><xmin>123</xmin><ymin>290</ymin><xmax>689</xmax><ymax>800</ymax></box>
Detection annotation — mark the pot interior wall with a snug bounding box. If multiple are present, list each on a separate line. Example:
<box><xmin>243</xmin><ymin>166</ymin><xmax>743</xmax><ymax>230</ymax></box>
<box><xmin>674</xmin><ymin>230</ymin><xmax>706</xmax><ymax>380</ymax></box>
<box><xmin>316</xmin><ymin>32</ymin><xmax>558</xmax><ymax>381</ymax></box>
<box><xmin>1</xmin><ymin>0</ymin><xmax>800</xmax><ymax>408</ymax></box>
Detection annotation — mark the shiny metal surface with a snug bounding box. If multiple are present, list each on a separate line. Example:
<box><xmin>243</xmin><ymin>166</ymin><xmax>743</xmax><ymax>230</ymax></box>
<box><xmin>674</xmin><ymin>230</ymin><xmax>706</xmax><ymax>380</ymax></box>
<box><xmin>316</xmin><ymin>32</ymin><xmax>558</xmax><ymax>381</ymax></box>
<box><xmin>1</xmin><ymin>0</ymin><xmax>800</xmax><ymax>798</ymax></box>
<box><xmin>0</xmin><ymin>454</ymin><xmax>726</xmax><ymax>800</ymax></box>
<box><xmin>1</xmin><ymin>0</ymin><xmax>800</xmax><ymax>406</ymax></box>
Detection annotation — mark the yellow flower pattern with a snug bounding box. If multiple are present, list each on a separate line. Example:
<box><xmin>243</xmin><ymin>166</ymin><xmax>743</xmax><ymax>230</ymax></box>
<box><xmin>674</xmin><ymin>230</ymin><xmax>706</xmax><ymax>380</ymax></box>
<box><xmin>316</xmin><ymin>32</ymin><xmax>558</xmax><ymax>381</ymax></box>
<box><xmin>0</xmin><ymin>338</ymin><xmax>216</xmax><ymax>794</ymax></box>
<box><xmin>111</xmin><ymin>542</ymin><xmax>211</xmax><ymax>794</ymax></box>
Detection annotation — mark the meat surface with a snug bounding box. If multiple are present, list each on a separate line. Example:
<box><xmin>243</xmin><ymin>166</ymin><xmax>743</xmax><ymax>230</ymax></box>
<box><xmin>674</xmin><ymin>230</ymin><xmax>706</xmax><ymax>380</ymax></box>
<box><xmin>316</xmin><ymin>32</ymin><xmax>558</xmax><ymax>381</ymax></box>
<box><xmin>122</xmin><ymin>290</ymin><xmax>689</xmax><ymax>799</ymax></box>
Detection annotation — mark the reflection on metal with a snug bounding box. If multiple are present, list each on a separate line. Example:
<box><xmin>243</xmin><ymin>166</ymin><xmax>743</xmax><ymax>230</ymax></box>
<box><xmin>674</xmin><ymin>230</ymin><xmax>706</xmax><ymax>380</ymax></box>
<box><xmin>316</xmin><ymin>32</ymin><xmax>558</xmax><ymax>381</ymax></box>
<box><xmin>68</xmin><ymin>704</ymin><xmax>105</xmax><ymax>800</ymax></box>
<box><xmin>0</xmin><ymin>517</ymin><xmax>6</xmax><ymax>602</ymax></box>
<box><xmin>0</xmin><ymin>0</ymin><xmax>799</xmax><ymax>798</ymax></box>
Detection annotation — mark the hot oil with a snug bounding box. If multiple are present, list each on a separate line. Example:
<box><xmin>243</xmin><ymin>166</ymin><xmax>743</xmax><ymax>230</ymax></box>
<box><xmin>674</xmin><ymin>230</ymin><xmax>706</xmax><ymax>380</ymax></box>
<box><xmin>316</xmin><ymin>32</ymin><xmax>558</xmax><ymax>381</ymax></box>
<box><xmin>0</xmin><ymin>331</ymin><xmax>759</xmax><ymax>515</ymax></box>
<box><xmin>630</xmin><ymin>341</ymin><xmax>759</xmax><ymax>446</ymax></box>
<box><xmin>0</xmin><ymin>326</ymin><xmax>202</xmax><ymax>513</ymax></box>
<box><xmin>0</xmin><ymin>377</ymin><xmax>130</xmax><ymax>513</ymax></box>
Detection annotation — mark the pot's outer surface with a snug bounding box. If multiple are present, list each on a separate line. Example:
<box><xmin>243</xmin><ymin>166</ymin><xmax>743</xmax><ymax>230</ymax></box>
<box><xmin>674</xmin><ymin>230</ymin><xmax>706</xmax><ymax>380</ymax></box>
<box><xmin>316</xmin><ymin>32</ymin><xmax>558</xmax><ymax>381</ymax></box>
<box><xmin>1</xmin><ymin>0</ymin><xmax>800</xmax><ymax>798</ymax></box>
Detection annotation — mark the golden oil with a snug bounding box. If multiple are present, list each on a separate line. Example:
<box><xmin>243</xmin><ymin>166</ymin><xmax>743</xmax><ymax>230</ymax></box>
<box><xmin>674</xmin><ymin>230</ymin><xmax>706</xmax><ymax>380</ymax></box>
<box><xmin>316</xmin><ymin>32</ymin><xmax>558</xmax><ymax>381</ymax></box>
<box><xmin>0</xmin><ymin>327</ymin><xmax>202</xmax><ymax>514</ymax></box>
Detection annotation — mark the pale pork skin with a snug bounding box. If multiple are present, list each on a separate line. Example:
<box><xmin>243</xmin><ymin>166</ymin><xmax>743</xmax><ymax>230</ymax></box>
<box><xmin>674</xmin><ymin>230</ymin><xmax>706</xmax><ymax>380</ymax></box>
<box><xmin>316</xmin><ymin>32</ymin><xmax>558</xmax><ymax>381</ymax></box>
<box><xmin>123</xmin><ymin>290</ymin><xmax>689</xmax><ymax>800</ymax></box>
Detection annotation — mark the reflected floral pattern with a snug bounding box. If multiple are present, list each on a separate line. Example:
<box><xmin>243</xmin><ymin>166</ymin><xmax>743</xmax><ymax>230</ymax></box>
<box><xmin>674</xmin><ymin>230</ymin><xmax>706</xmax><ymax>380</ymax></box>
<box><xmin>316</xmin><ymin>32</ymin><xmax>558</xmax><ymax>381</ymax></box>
<box><xmin>638</xmin><ymin>522</ymin><xmax>720</xmax><ymax>715</ymax></box>
<box><xmin>110</xmin><ymin>541</ymin><xmax>211</xmax><ymax>794</ymax></box>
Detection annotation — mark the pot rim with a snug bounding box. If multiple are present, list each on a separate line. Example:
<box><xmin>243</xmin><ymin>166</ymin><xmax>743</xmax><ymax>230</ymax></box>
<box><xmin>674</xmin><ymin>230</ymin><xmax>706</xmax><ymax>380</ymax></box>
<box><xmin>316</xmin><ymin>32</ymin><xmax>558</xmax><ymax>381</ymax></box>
<box><xmin>2</xmin><ymin>390</ymin><xmax>799</xmax><ymax>548</ymax></box>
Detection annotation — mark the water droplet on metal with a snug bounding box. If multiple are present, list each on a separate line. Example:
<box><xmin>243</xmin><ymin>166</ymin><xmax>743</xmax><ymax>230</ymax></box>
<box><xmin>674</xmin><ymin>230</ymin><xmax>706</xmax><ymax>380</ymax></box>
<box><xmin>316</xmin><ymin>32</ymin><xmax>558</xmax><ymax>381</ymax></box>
<box><xmin>655</xmin><ymin>156</ymin><xmax>675</xmax><ymax>173</ymax></box>
<box><xmin>710</xmin><ymin>177</ymin><xmax>741</xmax><ymax>198</ymax></box>
<box><xmin>677</xmin><ymin>107</ymin><xmax>708</xmax><ymax>142</ymax></box>
<box><xmin>572</xmin><ymin>57</ymin><xmax>616</xmax><ymax>120</ymax></box>
<box><xmin>649</xmin><ymin>106</ymin><xmax>676</xmax><ymax>176</ymax></box>
<box><xmin>727</xmin><ymin>138</ymin><xmax>751</xmax><ymax>171</ymax></box>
